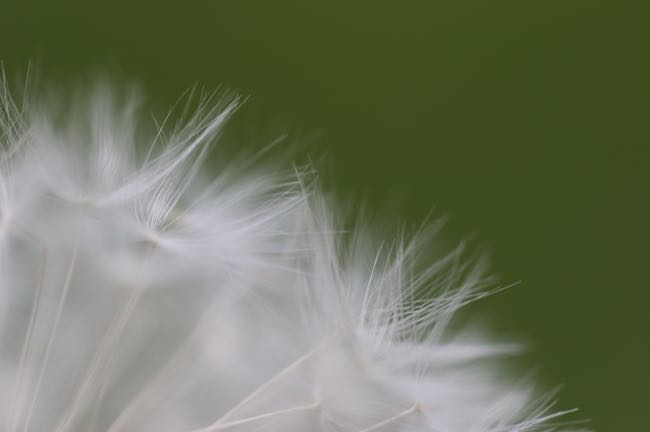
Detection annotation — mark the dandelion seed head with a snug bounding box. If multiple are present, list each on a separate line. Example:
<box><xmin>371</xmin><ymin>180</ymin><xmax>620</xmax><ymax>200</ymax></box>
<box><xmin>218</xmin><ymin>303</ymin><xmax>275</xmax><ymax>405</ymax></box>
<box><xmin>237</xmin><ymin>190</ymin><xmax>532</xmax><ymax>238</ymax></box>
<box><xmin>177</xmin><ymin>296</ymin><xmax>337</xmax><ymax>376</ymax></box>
<box><xmin>0</xmin><ymin>77</ymin><xmax>588</xmax><ymax>432</ymax></box>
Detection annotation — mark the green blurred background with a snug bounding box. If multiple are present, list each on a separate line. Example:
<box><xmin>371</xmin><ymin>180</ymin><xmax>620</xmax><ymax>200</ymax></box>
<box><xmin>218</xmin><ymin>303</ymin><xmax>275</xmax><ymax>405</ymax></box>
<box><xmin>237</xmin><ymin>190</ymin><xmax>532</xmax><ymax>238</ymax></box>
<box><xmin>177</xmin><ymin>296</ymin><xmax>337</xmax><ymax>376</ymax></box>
<box><xmin>2</xmin><ymin>1</ymin><xmax>648</xmax><ymax>429</ymax></box>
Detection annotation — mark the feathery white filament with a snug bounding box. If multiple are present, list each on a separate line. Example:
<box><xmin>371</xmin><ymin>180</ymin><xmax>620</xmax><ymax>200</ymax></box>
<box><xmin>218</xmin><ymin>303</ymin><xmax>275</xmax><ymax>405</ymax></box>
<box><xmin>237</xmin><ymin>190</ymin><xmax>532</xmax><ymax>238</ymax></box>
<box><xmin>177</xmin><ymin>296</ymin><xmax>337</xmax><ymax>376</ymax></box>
<box><xmin>0</xmin><ymin>80</ymin><xmax>587</xmax><ymax>432</ymax></box>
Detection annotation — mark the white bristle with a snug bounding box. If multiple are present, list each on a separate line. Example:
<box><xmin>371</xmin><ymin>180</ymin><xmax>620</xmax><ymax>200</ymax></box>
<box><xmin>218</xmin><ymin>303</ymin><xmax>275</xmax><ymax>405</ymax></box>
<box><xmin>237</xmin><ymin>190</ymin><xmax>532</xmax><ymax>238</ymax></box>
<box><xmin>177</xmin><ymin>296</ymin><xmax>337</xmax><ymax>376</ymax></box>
<box><xmin>0</xmin><ymin>80</ymin><xmax>587</xmax><ymax>432</ymax></box>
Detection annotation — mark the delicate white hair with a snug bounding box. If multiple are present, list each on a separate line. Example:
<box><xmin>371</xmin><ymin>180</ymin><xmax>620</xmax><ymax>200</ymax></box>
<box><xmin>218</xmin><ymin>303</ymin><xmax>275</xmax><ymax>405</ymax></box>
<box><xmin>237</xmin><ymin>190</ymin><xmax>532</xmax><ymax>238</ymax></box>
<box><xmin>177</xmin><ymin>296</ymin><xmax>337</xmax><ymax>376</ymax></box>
<box><xmin>0</xmin><ymin>78</ymin><xmax>587</xmax><ymax>432</ymax></box>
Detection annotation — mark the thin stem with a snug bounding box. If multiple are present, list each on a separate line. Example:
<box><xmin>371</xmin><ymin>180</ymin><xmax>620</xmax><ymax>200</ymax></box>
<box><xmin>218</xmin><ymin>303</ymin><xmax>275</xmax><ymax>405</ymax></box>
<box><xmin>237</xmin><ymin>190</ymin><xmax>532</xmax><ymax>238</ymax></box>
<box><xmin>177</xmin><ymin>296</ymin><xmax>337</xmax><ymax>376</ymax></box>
<box><xmin>54</xmin><ymin>249</ymin><xmax>154</xmax><ymax>432</ymax></box>
<box><xmin>106</xmin><ymin>309</ymin><xmax>217</xmax><ymax>432</ymax></box>
<box><xmin>21</xmin><ymin>236</ymin><xmax>79</xmax><ymax>432</ymax></box>
<box><xmin>6</xmin><ymin>229</ymin><xmax>47</xmax><ymax>432</ymax></box>
<box><xmin>358</xmin><ymin>404</ymin><xmax>420</xmax><ymax>432</ymax></box>
<box><xmin>52</xmin><ymin>287</ymin><xmax>146</xmax><ymax>432</ymax></box>
<box><xmin>211</xmin><ymin>334</ymin><xmax>335</xmax><ymax>427</ymax></box>
<box><xmin>190</xmin><ymin>401</ymin><xmax>321</xmax><ymax>432</ymax></box>
<box><xmin>86</xmin><ymin>287</ymin><xmax>146</xmax><ymax>430</ymax></box>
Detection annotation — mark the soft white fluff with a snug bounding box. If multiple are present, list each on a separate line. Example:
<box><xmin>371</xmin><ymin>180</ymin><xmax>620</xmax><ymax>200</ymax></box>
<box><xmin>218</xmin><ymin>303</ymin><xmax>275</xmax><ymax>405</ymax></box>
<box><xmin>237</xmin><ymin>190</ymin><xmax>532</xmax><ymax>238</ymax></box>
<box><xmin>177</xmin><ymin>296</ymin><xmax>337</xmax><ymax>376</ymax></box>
<box><xmin>0</xmin><ymin>80</ymin><xmax>586</xmax><ymax>432</ymax></box>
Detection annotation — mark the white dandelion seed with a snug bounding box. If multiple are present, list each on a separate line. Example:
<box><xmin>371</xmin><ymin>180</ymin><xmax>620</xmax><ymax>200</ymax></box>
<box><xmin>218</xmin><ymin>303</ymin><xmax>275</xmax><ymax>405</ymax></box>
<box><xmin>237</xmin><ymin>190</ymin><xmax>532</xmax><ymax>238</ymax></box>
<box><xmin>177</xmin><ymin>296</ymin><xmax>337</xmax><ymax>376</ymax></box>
<box><xmin>0</xmin><ymin>77</ymin><xmax>589</xmax><ymax>432</ymax></box>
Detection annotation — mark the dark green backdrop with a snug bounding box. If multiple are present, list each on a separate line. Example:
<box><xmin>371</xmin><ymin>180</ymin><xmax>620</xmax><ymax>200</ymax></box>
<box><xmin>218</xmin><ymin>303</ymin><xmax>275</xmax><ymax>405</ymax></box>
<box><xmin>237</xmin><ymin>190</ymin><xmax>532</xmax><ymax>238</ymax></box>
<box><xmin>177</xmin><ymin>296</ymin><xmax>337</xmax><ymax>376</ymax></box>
<box><xmin>2</xmin><ymin>1</ymin><xmax>648</xmax><ymax>429</ymax></box>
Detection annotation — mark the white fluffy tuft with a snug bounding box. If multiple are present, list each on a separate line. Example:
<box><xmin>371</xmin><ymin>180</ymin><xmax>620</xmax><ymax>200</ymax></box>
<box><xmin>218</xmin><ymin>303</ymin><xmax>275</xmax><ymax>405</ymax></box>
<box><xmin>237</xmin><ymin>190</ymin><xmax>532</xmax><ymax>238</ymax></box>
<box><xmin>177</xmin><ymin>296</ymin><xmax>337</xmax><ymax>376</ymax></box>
<box><xmin>0</xmin><ymin>80</ymin><xmax>588</xmax><ymax>432</ymax></box>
